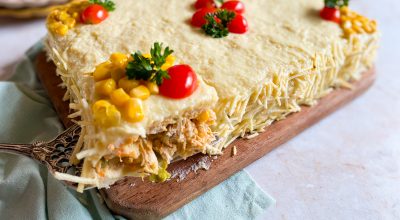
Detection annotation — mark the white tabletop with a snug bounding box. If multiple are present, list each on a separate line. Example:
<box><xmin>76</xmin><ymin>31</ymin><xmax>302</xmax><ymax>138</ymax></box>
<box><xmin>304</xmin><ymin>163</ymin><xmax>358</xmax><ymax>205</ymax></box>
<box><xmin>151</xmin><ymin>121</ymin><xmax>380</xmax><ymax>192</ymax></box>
<box><xmin>1</xmin><ymin>1</ymin><xmax>399</xmax><ymax>219</ymax></box>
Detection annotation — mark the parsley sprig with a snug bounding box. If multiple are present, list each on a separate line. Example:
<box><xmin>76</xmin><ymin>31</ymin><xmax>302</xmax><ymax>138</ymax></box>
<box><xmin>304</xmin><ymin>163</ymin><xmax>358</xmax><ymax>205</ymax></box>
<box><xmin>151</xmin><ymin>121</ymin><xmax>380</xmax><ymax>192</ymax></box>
<box><xmin>324</xmin><ymin>0</ymin><xmax>349</xmax><ymax>8</ymax></box>
<box><xmin>89</xmin><ymin>0</ymin><xmax>116</xmax><ymax>11</ymax></box>
<box><xmin>126</xmin><ymin>43</ymin><xmax>174</xmax><ymax>85</ymax></box>
<box><xmin>202</xmin><ymin>9</ymin><xmax>236</xmax><ymax>38</ymax></box>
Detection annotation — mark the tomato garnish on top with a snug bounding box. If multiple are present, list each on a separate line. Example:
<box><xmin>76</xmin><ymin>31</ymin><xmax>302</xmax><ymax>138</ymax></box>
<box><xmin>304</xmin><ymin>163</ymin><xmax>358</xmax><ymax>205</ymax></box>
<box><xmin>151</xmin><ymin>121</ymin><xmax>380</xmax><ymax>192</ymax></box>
<box><xmin>228</xmin><ymin>13</ymin><xmax>248</xmax><ymax>34</ymax></box>
<box><xmin>191</xmin><ymin>7</ymin><xmax>217</xmax><ymax>27</ymax></box>
<box><xmin>81</xmin><ymin>4</ymin><xmax>109</xmax><ymax>24</ymax></box>
<box><xmin>159</xmin><ymin>65</ymin><xmax>199</xmax><ymax>99</ymax></box>
<box><xmin>194</xmin><ymin>0</ymin><xmax>216</xmax><ymax>9</ymax></box>
<box><xmin>320</xmin><ymin>6</ymin><xmax>341</xmax><ymax>23</ymax></box>
<box><xmin>221</xmin><ymin>1</ymin><xmax>245</xmax><ymax>14</ymax></box>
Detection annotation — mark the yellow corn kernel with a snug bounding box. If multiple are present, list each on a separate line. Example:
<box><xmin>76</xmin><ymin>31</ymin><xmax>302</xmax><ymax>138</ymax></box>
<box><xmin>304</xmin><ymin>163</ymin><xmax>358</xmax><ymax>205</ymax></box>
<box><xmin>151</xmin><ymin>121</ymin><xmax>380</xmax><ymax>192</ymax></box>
<box><xmin>364</xmin><ymin>25</ymin><xmax>373</xmax><ymax>34</ymax></box>
<box><xmin>111</xmin><ymin>67</ymin><xmax>126</xmax><ymax>82</ymax></box>
<box><xmin>47</xmin><ymin>15</ymin><xmax>56</xmax><ymax>23</ymax></box>
<box><xmin>368</xmin><ymin>25</ymin><xmax>376</xmax><ymax>33</ymax></box>
<box><xmin>57</xmin><ymin>11</ymin><xmax>69</xmax><ymax>21</ymax></box>
<box><xmin>118</xmin><ymin>77</ymin><xmax>140</xmax><ymax>93</ymax></box>
<box><xmin>160</xmin><ymin>63</ymin><xmax>172</xmax><ymax>71</ymax></box>
<box><xmin>197</xmin><ymin>110</ymin><xmax>210</xmax><ymax>123</ymax></box>
<box><xmin>342</xmin><ymin>20</ymin><xmax>352</xmax><ymax>29</ymax></box>
<box><xmin>57</xmin><ymin>25</ymin><xmax>69</xmax><ymax>36</ymax></box>
<box><xmin>340</xmin><ymin>6</ymin><xmax>350</xmax><ymax>14</ymax></box>
<box><xmin>93</xmin><ymin>100</ymin><xmax>111</xmax><ymax>111</ymax></box>
<box><xmin>64</xmin><ymin>17</ymin><xmax>76</xmax><ymax>28</ymax></box>
<box><xmin>72</xmin><ymin>12</ymin><xmax>79</xmax><ymax>19</ymax></box>
<box><xmin>92</xmin><ymin>100</ymin><xmax>121</xmax><ymax>127</ymax></box>
<box><xmin>353</xmin><ymin>24</ymin><xmax>363</xmax><ymax>34</ymax></box>
<box><xmin>110</xmin><ymin>88</ymin><xmax>130</xmax><ymax>106</ymax></box>
<box><xmin>122</xmin><ymin>98</ymin><xmax>144</xmax><ymax>123</ymax></box>
<box><xmin>343</xmin><ymin>28</ymin><xmax>355</xmax><ymax>38</ymax></box>
<box><xmin>110</xmin><ymin>53</ymin><xmax>129</xmax><ymax>69</ymax></box>
<box><xmin>143</xmin><ymin>53</ymin><xmax>152</xmax><ymax>59</ymax></box>
<box><xmin>146</xmin><ymin>82</ymin><xmax>159</xmax><ymax>95</ymax></box>
<box><xmin>49</xmin><ymin>22</ymin><xmax>68</xmax><ymax>36</ymax></box>
<box><xmin>93</xmin><ymin>61</ymin><xmax>113</xmax><ymax>81</ymax></box>
<box><xmin>130</xmin><ymin>85</ymin><xmax>150</xmax><ymax>100</ymax></box>
<box><xmin>166</xmin><ymin>55</ymin><xmax>176</xmax><ymax>65</ymax></box>
<box><xmin>95</xmin><ymin>78</ymin><xmax>117</xmax><ymax>96</ymax></box>
<box><xmin>340</xmin><ymin>15</ymin><xmax>350</xmax><ymax>22</ymax></box>
<box><xmin>370</xmin><ymin>20</ymin><xmax>377</xmax><ymax>31</ymax></box>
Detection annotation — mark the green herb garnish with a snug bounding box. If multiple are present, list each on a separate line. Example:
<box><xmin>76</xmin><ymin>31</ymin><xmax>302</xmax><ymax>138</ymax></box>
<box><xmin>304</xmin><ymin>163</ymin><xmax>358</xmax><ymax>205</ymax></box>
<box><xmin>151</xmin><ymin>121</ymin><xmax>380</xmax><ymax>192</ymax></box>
<box><xmin>324</xmin><ymin>0</ymin><xmax>349</xmax><ymax>8</ymax></box>
<box><xmin>89</xmin><ymin>0</ymin><xmax>116</xmax><ymax>11</ymax></box>
<box><xmin>202</xmin><ymin>9</ymin><xmax>236</xmax><ymax>38</ymax></box>
<box><xmin>126</xmin><ymin>42</ymin><xmax>174</xmax><ymax>85</ymax></box>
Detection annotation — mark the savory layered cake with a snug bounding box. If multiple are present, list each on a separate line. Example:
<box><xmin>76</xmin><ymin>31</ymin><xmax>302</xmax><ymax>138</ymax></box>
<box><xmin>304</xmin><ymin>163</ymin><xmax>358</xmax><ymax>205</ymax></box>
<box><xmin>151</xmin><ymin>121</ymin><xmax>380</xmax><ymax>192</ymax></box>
<box><xmin>44</xmin><ymin>0</ymin><xmax>379</xmax><ymax>191</ymax></box>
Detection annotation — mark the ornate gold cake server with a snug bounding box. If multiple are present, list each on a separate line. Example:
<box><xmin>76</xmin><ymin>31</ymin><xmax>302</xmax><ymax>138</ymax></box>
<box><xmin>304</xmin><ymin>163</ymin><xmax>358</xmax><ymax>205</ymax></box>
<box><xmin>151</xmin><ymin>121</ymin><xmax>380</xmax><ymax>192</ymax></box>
<box><xmin>0</xmin><ymin>124</ymin><xmax>82</xmax><ymax>188</ymax></box>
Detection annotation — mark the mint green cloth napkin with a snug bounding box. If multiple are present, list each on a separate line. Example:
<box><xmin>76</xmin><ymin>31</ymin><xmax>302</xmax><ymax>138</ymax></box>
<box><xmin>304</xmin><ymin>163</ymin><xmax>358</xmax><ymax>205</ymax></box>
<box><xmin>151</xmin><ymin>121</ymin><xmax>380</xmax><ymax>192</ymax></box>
<box><xmin>0</xmin><ymin>42</ymin><xmax>275</xmax><ymax>220</ymax></box>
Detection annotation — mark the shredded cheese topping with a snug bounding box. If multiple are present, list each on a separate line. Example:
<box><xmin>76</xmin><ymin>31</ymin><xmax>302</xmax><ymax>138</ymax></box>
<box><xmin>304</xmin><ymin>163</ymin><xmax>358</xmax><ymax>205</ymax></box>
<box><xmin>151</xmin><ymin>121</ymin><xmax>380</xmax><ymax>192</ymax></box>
<box><xmin>44</xmin><ymin>0</ymin><xmax>380</xmax><ymax>191</ymax></box>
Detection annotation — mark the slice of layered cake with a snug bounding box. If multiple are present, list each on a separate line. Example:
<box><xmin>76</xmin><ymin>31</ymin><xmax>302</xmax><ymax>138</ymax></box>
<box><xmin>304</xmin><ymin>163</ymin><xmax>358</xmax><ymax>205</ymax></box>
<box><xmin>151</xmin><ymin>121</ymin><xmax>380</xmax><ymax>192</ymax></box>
<box><xmin>44</xmin><ymin>0</ymin><xmax>379</xmax><ymax>191</ymax></box>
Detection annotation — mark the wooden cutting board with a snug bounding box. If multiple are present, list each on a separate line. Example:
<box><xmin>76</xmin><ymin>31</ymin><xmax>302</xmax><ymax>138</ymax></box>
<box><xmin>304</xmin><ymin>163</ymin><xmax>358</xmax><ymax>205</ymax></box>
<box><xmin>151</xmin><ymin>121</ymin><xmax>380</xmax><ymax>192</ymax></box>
<box><xmin>35</xmin><ymin>51</ymin><xmax>376</xmax><ymax>220</ymax></box>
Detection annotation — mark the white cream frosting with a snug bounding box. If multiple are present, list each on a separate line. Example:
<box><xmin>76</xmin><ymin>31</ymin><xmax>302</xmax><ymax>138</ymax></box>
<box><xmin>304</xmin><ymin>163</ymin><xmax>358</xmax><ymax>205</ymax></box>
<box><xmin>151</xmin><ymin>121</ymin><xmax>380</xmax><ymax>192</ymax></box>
<box><xmin>45</xmin><ymin>0</ymin><xmax>379</xmax><ymax>188</ymax></box>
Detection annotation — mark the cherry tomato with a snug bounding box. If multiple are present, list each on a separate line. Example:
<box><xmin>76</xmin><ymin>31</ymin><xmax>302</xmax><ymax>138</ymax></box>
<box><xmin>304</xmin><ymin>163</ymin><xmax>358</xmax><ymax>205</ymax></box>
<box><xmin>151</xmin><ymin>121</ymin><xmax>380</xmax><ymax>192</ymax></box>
<box><xmin>320</xmin><ymin>6</ymin><xmax>340</xmax><ymax>23</ymax></box>
<box><xmin>221</xmin><ymin>1</ymin><xmax>245</xmax><ymax>14</ymax></box>
<box><xmin>160</xmin><ymin>65</ymin><xmax>199</xmax><ymax>99</ymax></box>
<box><xmin>228</xmin><ymin>14</ymin><xmax>248</xmax><ymax>34</ymax></box>
<box><xmin>191</xmin><ymin>7</ymin><xmax>216</xmax><ymax>27</ymax></box>
<box><xmin>194</xmin><ymin>0</ymin><xmax>216</xmax><ymax>9</ymax></box>
<box><xmin>81</xmin><ymin>4</ymin><xmax>109</xmax><ymax>24</ymax></box>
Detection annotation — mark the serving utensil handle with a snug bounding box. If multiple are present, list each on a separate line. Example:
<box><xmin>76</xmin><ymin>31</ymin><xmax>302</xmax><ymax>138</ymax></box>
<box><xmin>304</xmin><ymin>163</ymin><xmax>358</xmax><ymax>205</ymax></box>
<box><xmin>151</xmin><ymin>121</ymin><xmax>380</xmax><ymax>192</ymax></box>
<box><xmin>0</xmin><ymin>143</ymin><xmax>33</xmax><ymax>158</ymax></box>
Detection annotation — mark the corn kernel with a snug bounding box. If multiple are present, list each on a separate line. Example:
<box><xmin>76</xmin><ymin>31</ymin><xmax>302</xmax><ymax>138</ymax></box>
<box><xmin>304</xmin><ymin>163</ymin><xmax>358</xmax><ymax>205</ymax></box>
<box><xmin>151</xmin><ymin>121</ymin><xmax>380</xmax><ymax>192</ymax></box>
<box><xmin>64</xmin><ymin>17</ymin><xmax>76</xmax><ymax>28</ymax></box>
<box><xmin>364</xmin><ymin>25</ymin><xmax>373</xmax><ymax>33</ymax></box>
<box><xmin>58</xmin><ymin>11</ymin><xmax>69</xmax><ymax>21</ymax></box>
<box><xmin>93</xmin><ymin>100</ymin><xmax>112</xmax><ymax>110</ymax></box>
<box><xmin>92</xmin><ymin>100</ymin><xmax>121</xmax><ymax>127</ymax></box>
<box><xmin>143</xmin><ymin>53</ymin><xmax>152</xmax><ymax>59</ymax></box>
<box><xmin>344</xmin><ymin>28</ymin><xmax>355</xmax><ymax>38</ymax></box>
<box><xmin>160</xmin><ymin>63</ymin><xmax>172</xmax><ymax>71</ymax></box>
<box><xmin>110</xmin><ymin>88</ymin><xmax>130</xmax><ymax>106</ymax></box>
<box><xmin>95</xmin><ymin>78</ymin><xmax>117</xmax><ymax>96</ymax></box>
<box><xmin>130</xmin><ymin>85</ymin><xmax>150</xmax><ymax>100</ymax></box>
<box><xmin>339</xmin><ymin>7</ymin><xmax>377</xmax><ymax>38</ymax></box>
<box><xmin>368</xmin><ymin>25</ymin><xmax>377</xmax><ymax>33</ymax></box>
<box><xmin>352</xmin><ymin>24</ymin><xmax>363</xmax><ymax>34</ymax></box>
<box><xmin>166</xmin><ymin>55</ymin><xmax>176</xmax><ymax>65</ymax></box>
<box><xmin>370</xmin><ymin>20</ymin><xmax>377</xmax><ymax>29</ymax></box>
<box><xmin>111</xmin><ymin>67</ymin><xmax>126</xmax><ymax>82</ymax></box>
<box><xmin>118</xmin><ymin>77</ymin><xmax>140</xmax><ymax>93</ymax></box>
<box><xmin>93</xmin><ymin>61</ymin><xmax>113</xmax><ymax>81</ymax></box>
<box><xmin>146</xmin><ymin>82</ymin><xmax>159</xmax><ymax>94</ymax></box>
<box><xmin>340</xmin><ymin>6</ymin><xmax>350</xmax><ymax>14</ymax></box>
<box><xmin>122</xmin><ymin>98</ymin><xmax>144</xmax><ymax>123</ymax></box>
<box><xmin>57</xmin><ymin>24</ymin><xmax>69</xmax><ymax>36</ymax></box>
<box><xmin>197</xmin><ymin>110</ymin><xmax>210</xmax><ymax>123</ymax></box>
<box><xmin>110</xmin><ymin>53</ymin><xmax>129</xmax><ymax>69</ymax></box>
<box><xmin>72</xmin><ymin>12</ymin><xmax>79</xmax><ymax>19</ymax></box>
<box><xmin>49</xmin><ymin>22</ymin><xmax>68</xmax><ymax>36</ymax></box>
<box><xmin>340</xmin><ymin>16</ymin><xmax>350</xmax><ymax>22</ymax></box>
<box><xmin>342</xmin><ymin>20</ymin><xmax>352</xmax><ymax>29</ymax></box>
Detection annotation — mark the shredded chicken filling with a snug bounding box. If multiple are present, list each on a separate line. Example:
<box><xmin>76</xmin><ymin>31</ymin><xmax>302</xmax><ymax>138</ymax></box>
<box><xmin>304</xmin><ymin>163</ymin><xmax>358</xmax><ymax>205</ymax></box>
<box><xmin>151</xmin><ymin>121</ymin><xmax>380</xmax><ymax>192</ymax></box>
<box><xmin>96</xmin><ymin>110</ymin><xmax>216</xmax><ymax>179</ymax></box>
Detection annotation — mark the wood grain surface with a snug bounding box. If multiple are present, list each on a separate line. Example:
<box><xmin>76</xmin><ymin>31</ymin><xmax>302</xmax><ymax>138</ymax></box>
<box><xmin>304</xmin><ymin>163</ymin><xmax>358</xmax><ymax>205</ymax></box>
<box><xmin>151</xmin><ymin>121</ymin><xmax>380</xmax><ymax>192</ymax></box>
<box><xmin>35</xmin><ymin>51</ymin><xmax>376</xmax><ymax>220</ymax></box>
